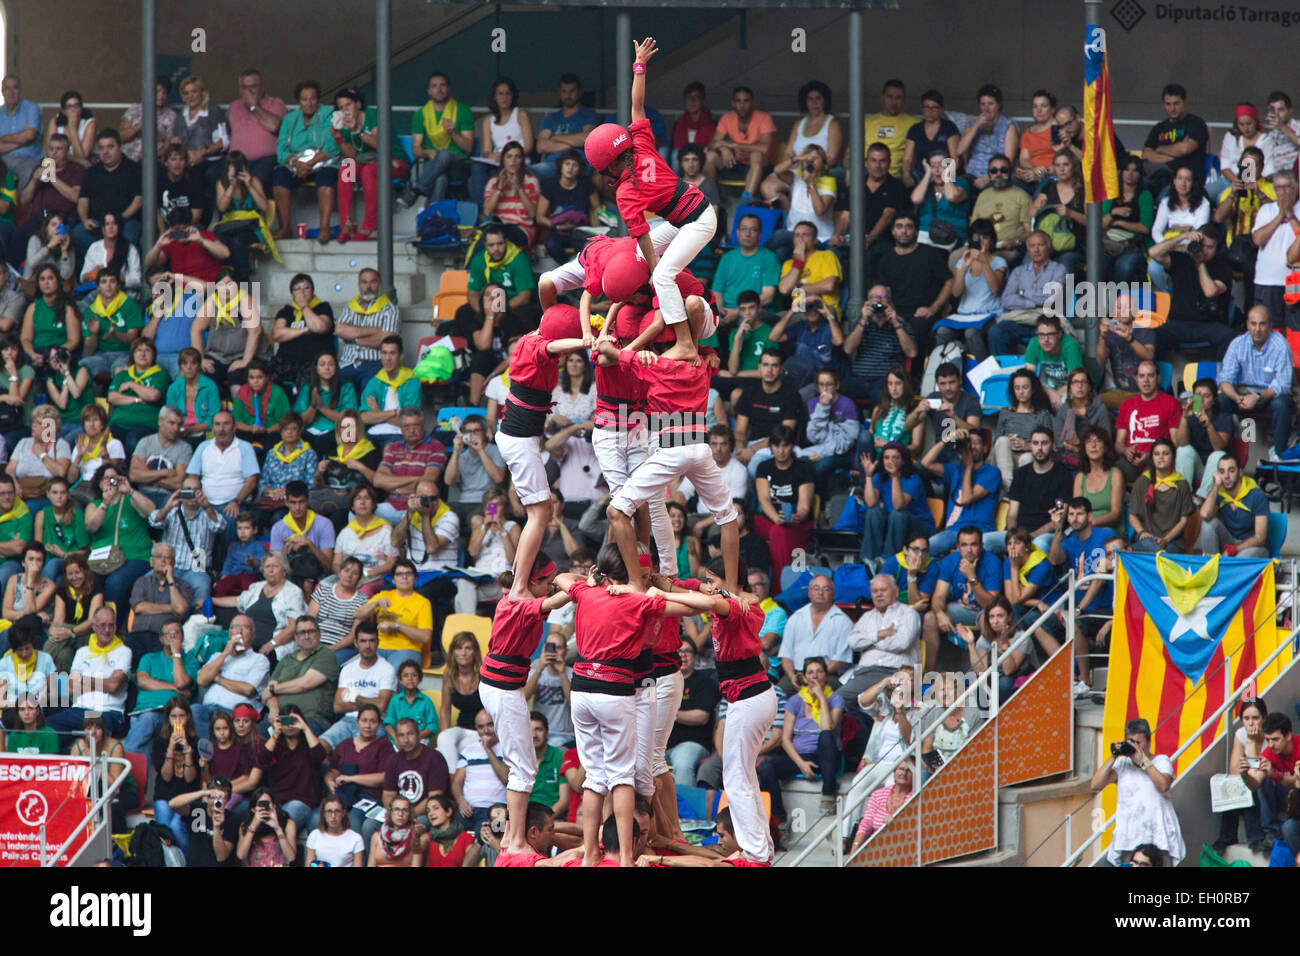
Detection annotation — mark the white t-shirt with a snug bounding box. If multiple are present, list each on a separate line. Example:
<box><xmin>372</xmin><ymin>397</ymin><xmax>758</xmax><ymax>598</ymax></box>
<box><xmin>786</xmin><ymin>174</ymin><xmax>838</xmax><ymax>244</ymax></box>
<box><xmin>405</xmin><ymin>508</ymin><xmax>460</xmax><ymax>573</ymax></box>
<box><xmin>474</xmin><ymin>520</ymin><xmax>519</xmax><ymax>575</ymax></box>
<box><xmin>1253</xmin><ymin>201</ymin><xmax>1299</xmax><ymax>285</ymax></box>
<box><xmin>1220</xmin><ymin>131</ymin><xmax>1276</xmax><ymax>181</ymax></box>
<box><xmin>335</xmin><ymin>522</ymin><xmax>398</xmax><ymax>572</ymax></box>
<box><xmin>1107</xmin><ymin>754</ymin><xmax>1185</xmax><ymax>866</ymax></box>
<box><xmin>338</xmin><ymin>655</ymin><xmax>398</xmax><ymax>702</ymax></box>
<box><xmin>457</xmin><ymin>740</ymin><xmax>508</xmax><ymax>809</ymax></box>
<box><xmin>306</xmin><ymin>828</ymin><xmax>365</xmax><ymax>866</ymax></box>
<box><xmin>1266</xmin><ymin>120</ymin><xmax>1300</xmax><ymax>176</ymax></box>
<box><xmin>69</xmin><ymin>644</ymin><xmax>134</xmax><ymax>713</ymax></box>
<box><xmin>679</xmin><ymin>457</ymin><xmax>749</xmax><ymax>513</ymax></box>
<box><xmin>1150</xmin><ymin>196</ymin><xmax>1211</xmax><ymax>243</ymax></box>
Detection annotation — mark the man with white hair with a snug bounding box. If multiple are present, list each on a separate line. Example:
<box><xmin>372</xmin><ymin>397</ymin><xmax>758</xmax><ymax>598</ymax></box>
<box><xmin>193</xmin><ymin>615</ymin><xmax>271</xmax><ymax>737</ymax></box>
<box><xmin>130</xmin><ymin>405</ymin><xmax>194</xmax><ymax>508</ymax></box>
<box><xmin>776</xmin><ymin>574</ymin><xmax>853</xmax><ymax>693</ymax></box>
<box><xmin>839</xmin><ymin>574</ymin><xmax>921</xmax><ymax>762</ymax></box>
<box><xmin>126</xmin><ymin>542</ymin><xmax>195</xmax><ymax>657</ymax></box>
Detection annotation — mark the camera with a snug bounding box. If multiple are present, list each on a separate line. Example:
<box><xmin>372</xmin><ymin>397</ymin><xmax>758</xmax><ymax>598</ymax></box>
<box><xmin>966</xmin><ymin>236</ymin><xmax>981</xmax><ymax>249</ymax></box>
<box><xmin>213</xmin><ymin>796</ymin><xmax>224</xmax><ymax>811</ymax></box>
<box><xmin>419</xmin><ymin>495</ymin><xmax>435</xmax><ymax>507</ymax></box>
<box><xmin>872</xmin><ymin>301</ymin><xmax>887</xmax><ymax>316</ymax></box>
<box><xmin>1187</xmin><ymin>239</ymin><xmax>1203</xmax><ymax>256</ymax></box>
<box><xmin>278</xmin><ymin>715</ymin><xmax>295</xmax><ymax>726</ymax></box>
<box><xmin>1110</xmin><ymin>740</ymin><xmax>1137</xmax><ymax>758</ymax></box>
<box><xmin>180</xmin><ymin>489</ymin><xmax>196</xmax><ymax>499</ymax></box>
<box><xmin>953</xmin><ymin>436</ymin><xmax>970</xmax><ymax>455</ymax></box>
<box><xmin>50</xmin><ymin>347</ymin><xmax>70</xmax><ymax>367</ymax></box>
<box><xmin>108</xmin><ymin>477</ymin><xmax>119</xmax><ymax>488</ymax></box>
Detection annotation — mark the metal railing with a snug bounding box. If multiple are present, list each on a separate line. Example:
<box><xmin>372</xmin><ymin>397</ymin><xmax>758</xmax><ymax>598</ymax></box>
<box><xmin>33</xmin><ymin>734</ymin><xmax>130</xmax><ymax>868</ymax></box>
<box><xmin>782</xmin><ymin>569</ymin><xmax>1101</xmax><ymax>867</ymax></box>
<box><xmin>1060</xmin><ymin>610</ymin><xmax>1300</xmax><ymax>868</ymax></box>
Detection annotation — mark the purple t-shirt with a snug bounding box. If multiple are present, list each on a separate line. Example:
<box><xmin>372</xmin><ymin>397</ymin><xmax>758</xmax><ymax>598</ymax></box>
<box><xmin>785</xmin><ymin>692</ymin><xmax>845</xmax><ymax>755</ymax></box>
<box><xmin>383</xmin><ymin>745</ymin><xmax>450</xmax><ymax>808</ymax></box>
<box><xmin>270</xmin><ymin>513</ymin><xmax>337</xmax><ymax>553</ymax></box>
<box><xmin>330</xmin><ymin>736</ymin><xmax>391</xmax><ymax>802</ymax></box>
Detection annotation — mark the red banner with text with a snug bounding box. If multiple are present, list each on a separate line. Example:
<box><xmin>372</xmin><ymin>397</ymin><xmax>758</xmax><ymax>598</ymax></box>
<box><xmin>0</xmin><ymin>756</ymin><xmax>93</xmax><ymax>866</ymax></box>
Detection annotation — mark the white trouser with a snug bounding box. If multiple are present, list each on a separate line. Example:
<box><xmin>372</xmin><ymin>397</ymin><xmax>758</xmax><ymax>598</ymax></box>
<box><xmin>596</xmin><ymin>426</ymin><xmax>678</xmax><ymax>575</ymax></box>
<box><xmin>496</xmin><ymin>431</ymin><xmax>549</xmax><ymax>506</ymax></box>
<box><xmin>571</xmin><ymin>690</ymin><xmax>637</xmax><ymax>794</ymax></box>
<box><xmin>634</xmin><ymin>681</ymin><xmax>658</xmax><ymax>797</ymax></box>
<box><xmin>722</xmin><ymin>687</ymin><xmax>778</xmax><ymax>863</ymax></box>
<box><xmin>436</xmin><ymin>726</ymin><xmax>478</xmax><ymax>774</ymax></box>
<box><xmin>540</xmin><ymin>220</ymin><xmax>680</xmax><ymax>294</ymax></box>
<box><xmin>613</xmin><ymin>441</ymin><xmax>736</xmax><ymax>530</ymax></box>
<box><xmin>653</xmin><ymin>206</ymin><xmax>718</xmax><ymax>326</ymax></box>
<box><xmin>478</xmin><ymin>682</ymin><xmax>538</xmax><ymax>793</ymax></box>
<box><xmin>652</xmin><ymin>670</ymin><xmax>684</xmax><ymax>777</ymax></box>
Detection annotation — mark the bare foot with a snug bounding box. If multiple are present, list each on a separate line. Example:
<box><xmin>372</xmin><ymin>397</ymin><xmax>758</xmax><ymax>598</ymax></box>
<box><xmin>507</xmin><ymin>588</ymin><xmax>527</xmax><ymax>603</ymax></box>
<box><xmin>659</xmin><ymin>342</ymin><xmax>699</xmax><ymax>364</ymax></box>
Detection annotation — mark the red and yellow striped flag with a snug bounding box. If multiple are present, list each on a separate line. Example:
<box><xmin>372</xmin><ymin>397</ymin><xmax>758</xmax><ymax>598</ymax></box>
<box><xmin>1084</xmin><ymin>26</ymin><xmax>1119</xmax><ymax>203</ymax></box>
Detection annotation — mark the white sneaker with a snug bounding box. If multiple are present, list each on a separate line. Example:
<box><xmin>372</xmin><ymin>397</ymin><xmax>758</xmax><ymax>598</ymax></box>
<box><xmin>1073</xmin><ymin>681</ymin><xmax>1093</xmax><ymax>699</ymax></box>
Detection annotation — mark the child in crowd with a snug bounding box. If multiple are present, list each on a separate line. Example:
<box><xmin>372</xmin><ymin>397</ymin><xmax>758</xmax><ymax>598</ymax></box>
<box><xmin>212</xmin><ymin>512</ymin><xmax>264</xmax><ymax>597</ymax></box>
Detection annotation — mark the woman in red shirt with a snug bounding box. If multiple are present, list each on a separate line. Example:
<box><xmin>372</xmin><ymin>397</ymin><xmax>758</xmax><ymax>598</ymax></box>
<box><xmin>483</xmin><ymin>142</ymin><xmax>541</xmax><ymax>248</ymax></box>
<box><xmin>422</xmin><ymin>793</ymin><xmax>480</xmax><ymax>867</ymax></box>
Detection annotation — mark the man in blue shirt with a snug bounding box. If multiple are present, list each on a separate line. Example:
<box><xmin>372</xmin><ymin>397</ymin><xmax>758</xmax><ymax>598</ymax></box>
<box><xmin>925</xmin><ymin>525</ymin><xmax>1002</xmax><ymax>640</ymax></box>
<box><xmin>1218</xmin><ymin>306</ymin><xmax>1295</xmax><ymax>460</ymax></box>
<box><xmin>532</xmin><ymin>74</ymin><xmax>598</xmax><ymax>182</ymax></box>
<box><xmin>1048</xmin><ymin>496</ymin><xmax>1115</xmax><ymax>615</ymax></box>
<box><xmin>767</xmin><ymin>293</ymin><xmax>843</xmax><ymax>388</ymax></box>
<box><xmin>1197</xmin><ymin>454</ymin><xmax>1270</xmax><ymax>557</ymax></box>
<box><xmin>921</xmin><ymin>428</ymin><xmax>1001</xmax><ymax>557</ymax></box>
<box><xmin>0</xmin><ymin>75</ymin><xmax>43</xmax><ymax>187</ymax></box>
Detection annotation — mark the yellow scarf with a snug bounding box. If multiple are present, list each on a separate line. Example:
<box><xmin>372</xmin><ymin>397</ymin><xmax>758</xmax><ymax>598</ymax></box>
<box><xmin>290</xmin><ymin>296</ymin><xmax>323</xmax><ymax>328</ymax></box>
<box><xmin>0</xmin><ymin>499</ymin><xmax>30</xmax><ymax>524</ymax></box>
<box><xmin>127</xmin><ymin>364</ymin><xmax>162</xmax><ymax>384</ymax></box>
<box><xmin>410</xmin><ymin>499</ymin><xmax>451</xmax><ymax>530</ymax></box>
<box><xmin>87</xmin><ymin>632</ymin><xmax>124</xmax><ymax>660</ymax></box>
<box><xmin>284</xmin><ymin>510</ymin><xmax>317</xmax><ymax>536</ymax></box>
<box><xmin>375</xmin><ymin>366</ymin><xmax>415</xmax><ymax>392</ymax></box>
<box><xmin>218</xmin><ymin>208</ymin><xmax>281</xmax><ymax>262</ymax></box>
<box><xmin>797</xmin><ymin>686</ymin><xmax>827</xmax><ymax>727</ymax></box>
<box><xmin>210</xmin><ymin>288</ymin><xmax>243</xmax><ymax>327</ymax></box>
<box><xmin>348</xmin><ymin>294</ymin><xmax>393</xmax><ymax>316</ymax></box>
<box><xmin>66</xmin><ymin>585</ymin><xmax>87</xmax><ymax>624</ymax></box>
<box><xmin>272</xmin><ymin>441</ymin><xmax>307</xmax><ymax>464</ymax></box>
<box><xmin>894</xmin><ymin>549</ymin><xmax>931</xmax><ymax>575</ymax></box>
<box><xmin>347</xmin><ymin>515</ymin><xmax>388</xmax><ymax>538</ymax></box>
<box><xmin>480</xmin><ymin>241</ymin><xmax>522</xmax><ymax>285</ymax></box>
<box><xmin>6</xmin><ymin>648</ymin><xmax>35</xmax><ymax>683</ymax></box>
<box><xmin>90</xmin><ymin>291</ymin><xmax>128</xmax><ymax>319</ymax></box>
<box><xmin>81</xmin><ymin>429</ymin><xmax>116</xmax><ymax>465</ymax></box>
<box><xmin>156</xmin><ymin>284</ymin><xmax>186</xmax><ymax>319</ymax></box>
<box><xmin>335</xmin><ymin>437</ymin><xmax>376</xmax><ymax>461</ymax></box>
<box><xmin>1218</xmin><ymin>475</ymin><xmax>1260</xmax><ymax>512</ymax></box>
<box><xmin>1016</xmin><ymin>548</ymin><xmax>1049</xmax><ymax>587</ymax></box>
<box><xmin>421</xmin><ymin>98</ymin><xmax>458</xmax><ymax>152</ymax></box>
<box><xmin>1153</xmin><ymin>472</ymin><xmax>1186</xmax><ymax>493</ymax></box>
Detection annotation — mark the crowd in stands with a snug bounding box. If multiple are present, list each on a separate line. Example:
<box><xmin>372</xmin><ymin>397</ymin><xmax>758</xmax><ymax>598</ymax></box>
<box><xmin>0</xmin><ymin>61</ymin><xmax>1296</xmax><ymax>866</ymax></box>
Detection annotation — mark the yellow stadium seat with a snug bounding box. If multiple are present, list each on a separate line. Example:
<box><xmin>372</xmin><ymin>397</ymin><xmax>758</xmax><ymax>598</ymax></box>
<box><xmin>994</xmin><ymin>500</ymin><xmax>1010</xmax><ymax>532</ymax></box>
<box><xmin>441</xmin><ymin>613</ymin><xmax>493</xmax><ymax>662</ymax></box>
<box><xmin>421</xmin><ymin>688</ymin><xmax>460</xmax><ymax>729</ymax></box>
<box><xmin>717</xmin><ymin>788</ymin><xmax>771</xmax><ymax>820</ymax></box>
<box><xmin>927</xmin><ymin>497</ymin><xmax>945</xmax><ymax>528</ymax></box>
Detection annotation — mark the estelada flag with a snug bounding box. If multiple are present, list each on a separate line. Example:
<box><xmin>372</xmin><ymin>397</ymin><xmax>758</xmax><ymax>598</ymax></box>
<box><xmin>1083</xmin><ymin>26</ymin><xmax>1119</xmax><ymax>203</ymax></box>
<box><xmin>1100</xmin><ymin>553</ymin><xmax>1286</xmax><ymax>847</ymax></box>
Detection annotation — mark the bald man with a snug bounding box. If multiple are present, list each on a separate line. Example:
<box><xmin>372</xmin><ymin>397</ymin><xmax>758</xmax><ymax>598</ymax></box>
<box><xmin>776</xmin><ymin>574</ymin><xmax>853</xmax><ymax>694</ymax></box>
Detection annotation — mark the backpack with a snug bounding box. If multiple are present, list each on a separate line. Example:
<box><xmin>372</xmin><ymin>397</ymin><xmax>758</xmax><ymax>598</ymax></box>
<box><xmin>1033</xmin><ymin>209</ymin><xmax>1077</xmax><ymax>252</ymax></box>
<box><xmin>832</xmin><ymin>563</ymin><xmax>871</xmax><ymax>605</ymax></box>
<box><xmin>418</xmin><ymin>213</ymin><xmax>459</xmax><ymax>244</ymax></box>
<box><xmin>920</xmin><ymin>341</ymin><xmax>964</xmax><ymax>397</ymax></box>
<box><xmin>127</xmin><ymin>821</ymin><xmax>187</xmax><ymax>867</ymax></box>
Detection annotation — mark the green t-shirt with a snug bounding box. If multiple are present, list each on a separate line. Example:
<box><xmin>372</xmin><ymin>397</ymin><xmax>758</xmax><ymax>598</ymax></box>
<box><xmin>134</xmin><ymin>649</ymin><xmax>200</xmax><ymax>712</ymax></box>
<box><xmin>360</xmin><ymin>373</ymin><xmax>421</xmax><ymax>424</ymax></box>
<box><xmin>6</xmin><ymin>728</ymin><xmax>59</xmax><ymax>754</ymax></box>
<box><xmin>0</xmin><ymin>171</ymin><xmax>17</xmax><ymax>226</ymax></box>
<box><xmin>1023</xmin><ymin>335</ymin><xmax>1083</xmax><ymax>392</ymax></box>
<box><xmin>82</xmin><ymin>295</ymin><xmax>145</xmax><ymax>354</ymax></box>
<box><xmin>728</xmin><ymin>322</ymin><xmax>775</xmax><ymax>372</ymax></box>
<box><xmin>271</xmin><ymin>645</ymin><xmax>340</xmax><ymax>729</ymax></box>
<box><xmin>38</xmin><ymin>505</ymin><xmax>88</xmax><ymax>562</ymax></box>
<box><xmin>89</xmin><ymin>496</ymin><xmax>153</xmax><ymax>562</ymax></box>
<box><xmin>385</xmin><ymin>690</ymin><xmax>439</xmax><ymax>736</ymax></box>
<box><xmin>529</xmin><ymin>744</ymin><xmax>565</xmax><ymax>809</ymax></box>
<box><xmin>411</xmin><ymin>98</ymin><xmax>474</xmax><ymax>159</ymax></box>
<box><xmin>713</xmin><ymin>246</ymin><xmax>781</xmax><ymax>309</ymax></box>
<box><xmin>47</xmin><ymin>370</ymin><xmax>92</xmax><ymax>425</ymax></box>
<box><xmin>107</xmin><ymin>366</ymin><xmax>170</xmax><ymax>431</ymax></box>
<box><xmin>232</xmin><ymin>384</ymin><xmax>291</xmax><ymax>430</ymax></box>
<box><xmin>292</xmin><ymin>381</ymin><xmax>359</xmax><ymax>436</ymax></box>
<box><xmin>466</xmin><ymin>248</ymin><xmax>538</xmax><ymax>296</ymax></box>
<box><xmin>31</xmin><ymin>298</ymin><xmax>74</xmax><ymax>352</ymax></box>
<box><xmin>0</xmin><ymin>506</ymin><xmax>34</xmax><ymax>545</ymax></box>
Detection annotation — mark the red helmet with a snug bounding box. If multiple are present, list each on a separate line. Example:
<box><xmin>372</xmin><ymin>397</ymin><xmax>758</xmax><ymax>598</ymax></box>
<box><xmin>616</xmin><ymin>304</ymin><xmax>648</xmax><ymax>341</ymax></box>
<box><xmin>539</xmin><ymin>304</ymin><xmax>582</xmax><ymax>340</ymax></box>
<box><xmin>640</xmin><ymin>309</ymin><xmax>674</xmax><ymax>344</ymax></box>
<box><xmin>585</xmin><ymin>122</ymin><xmax>632</xmax><ymax>173</ymax></box>
<box><xmin>602</xmin><ymin>251</ymin><xmax>650</xmax><ymax>303</ymax></box>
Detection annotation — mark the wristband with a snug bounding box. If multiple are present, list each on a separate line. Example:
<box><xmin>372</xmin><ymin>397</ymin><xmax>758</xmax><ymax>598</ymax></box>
<box><xmin>792</xmin><ymin>258</ymin><xmax>805</xmax><ymax>270</ymax></box>
<box><xmin>632</xmin><ymin>62</ymin><xmax>646</xmax><ymax>75</ymax></box>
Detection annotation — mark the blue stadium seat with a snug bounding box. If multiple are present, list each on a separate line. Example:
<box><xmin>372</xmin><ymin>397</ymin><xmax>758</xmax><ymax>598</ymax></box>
<box><xmin>1267</xmin><ymin>512</ymin><xmax>1287</xmax><ymax>559</ymax></box>
<box><xmin>725</xmin><ymin>205</ymin><xmax>783</xmax><ymax>248</ymax></box>
<box><xmin>1156</xmin><ymin>361</ymin><xmax>1173</xmax><ymax>394</ymax></box>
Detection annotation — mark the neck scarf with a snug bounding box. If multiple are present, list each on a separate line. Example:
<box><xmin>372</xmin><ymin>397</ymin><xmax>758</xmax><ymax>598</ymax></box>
<box><xmin>290</xmin><ymin>296</ymin><xmax>323</xmax><ymax>328</ymax></box>
<box><xmin>348</xmin><ymin>294</ymin><xmax>392</xmax><ymax>316</ymax></box>
<box><xmin>272</xmin><ymin>441</ymin><xmax>306</xmax><ymax>464</ymax></box>
<box><xmin>284</xmin><ymin>510</ymin><xmax>316</xmax><ymax>537</ymax></box>
<box><xmin>81</xmin><ymin>430</ymin><xmax>115</xmax><ymax>466</ymax></box>
<box><xmin>87</xmin><ymin>632</ymin><xmax>124</xmax><ymax>660</ymax></box>
<box><xmin>427</xmin><ymin>818</ymin><xmax>464</xmax><ymax>844</ymax></box>
<box><xmin>1016</xmin><ymin>548</ymin><xmax>1049</xmax><ymax>587</ymax></box>
<box><xmin>90</xmin><ymin>291</ymin><xmax>127</xmax><ymax>319</ymax></box>
<box><xmin>65</xmin><ymin>584</ymin><xmax>86</xmax><ymax>624</ymax></box>
<box><xmin>894</xmin><ymin>549</ymin><xmax>930</xmax><ymax>575</ymax></box>
<box><xmin>421</xmin><ymin>98</ymin><xmax>457</xmax><ymax>152</ymax></box>
<box><xmin>1146</xmin><ymin>470</ymin><xmax>1186</xmax><ymax>503</ymax></box>
<box><xmin>237</xmin><ymin>385</ymin><xmax>272</xmax><ymax>427</ymax></box>
<box><xmin>410</xmin><ymin>499</ymin><xmax>451</xmax><ymax>532</ymax></box>
<box><xmin>347</xmin><ymin>515</ymin><xmax>387</xmax><ymax>538</ymax></box>
<box><xmin>0</xmin><ymin>499</ymin><xmax>30</xmax><ymax>524</ymax></box>
<box><xmin>797</xmin><ymin>686</ymin><xmax>828</xmax><ymax>727</ymax></box>
<box><xmin>127</xmin><ymin>364</ymin><xmax>161</xmax><ymax>384</ymax></box>
<box><xmin>335</xmin><ymin>437</ymin><xmax>376</xmax><ymax>461</ymax></box>
<box><xmin>6</xmin><ymin>649</ymin><xmax>35</xmax><ymax>684</ymax></box>
<box><xmin>375</xmin><ymin>366</ymin><xmax>415</xmax><ymax>391</ymax></box>
<box><xmin>156</xmin><ymin>285</ymin><xmax>186</xmax><ymax>319</ymax></box>
<box><xmin>1218</xmin><ymin>475</ymin><xmax>1260</xmax><ymax>512</ymax></box>
<box><xmin>481</xmin><ymin>241</ymin><xmax>522</xmax><ymax>284</ymax></box>
<box><xmin>210</xmin><ymin>288</ymin><xmax>243</xmax><ymax>327</ymax></box>
<box><xmin>379</xmin><ymin>823</ymin><xmax>412</xmax><ymax>860</ymax></box>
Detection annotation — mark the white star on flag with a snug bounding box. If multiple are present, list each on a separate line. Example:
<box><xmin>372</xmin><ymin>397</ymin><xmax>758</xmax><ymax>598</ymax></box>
<box><xmin>1160</xmin><ymin>594</ymin><xmax>1225</xmax><ymax>643</ymax></box>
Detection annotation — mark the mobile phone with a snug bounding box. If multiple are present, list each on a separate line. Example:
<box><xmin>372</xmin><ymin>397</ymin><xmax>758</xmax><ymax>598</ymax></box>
<box><xmin>486</xmin><ymin>501</ymin><xmax>499</xmax><ymax>519</ymax></box>
<box><xmin>1192</xmin><ymin>394</ymin><xmax>1203</xmax><ymax>415</ymax></box>
<box><xmin>54</xmin><ymin>224</ymin><xmax>67</xmax><ymax>237</ymax></box>
<box><xmin>927</xmin><ymin>397</ymin><xmax>943</xmax><ymax>410</ymax></box>
<box><xmin>171</xmin><ymin>720</ymin><xmax>184</xmax><ymax>735</ymax></box>
<box><xmin>278</xmin><ymin>715</ymin><xmax>295</xmax><ymax>726</ymax></box>
<box><xmin>180</xmin><ymin>489</ymin><xmax>197</xmax><ymax>499</ymax></box>
<box><xmin>546</xmin><ymin>643</ymin><xmax>561</xmax><ymax>656</ymax></box>
<box><xmin>1247</xmin><ymin>756</ymin><xmax>1261</xmax><ymax>769</ymax></box>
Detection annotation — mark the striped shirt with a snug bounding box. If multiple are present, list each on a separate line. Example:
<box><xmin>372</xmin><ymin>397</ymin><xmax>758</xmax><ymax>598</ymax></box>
<box><xmin>336</xmin><ymin>300</ymin><xmax>400</xmax><ymax>370</ymax></box>
<box><xmin>378</xmin><ymin>438</ymin><xmax>448</xmax><ymax>512</ymax></box>
<box><xmin>310</xmin><ymin>577</ymin><xmax>371</xmax><ymax>646</ymax></box>
<box><xmin>849</xmin><ymin>315</ymin><xmax>909</xmax><ymax>379</ymax></box>
<box><xmin>456</xmin><ymin>740</ymin><xmax>508</xmax><ymax>808</ymax></box>
<box><xmin>149</xmin><ymin>505</ymin><xmax>227</xmax><ymax>574</ymax></box>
